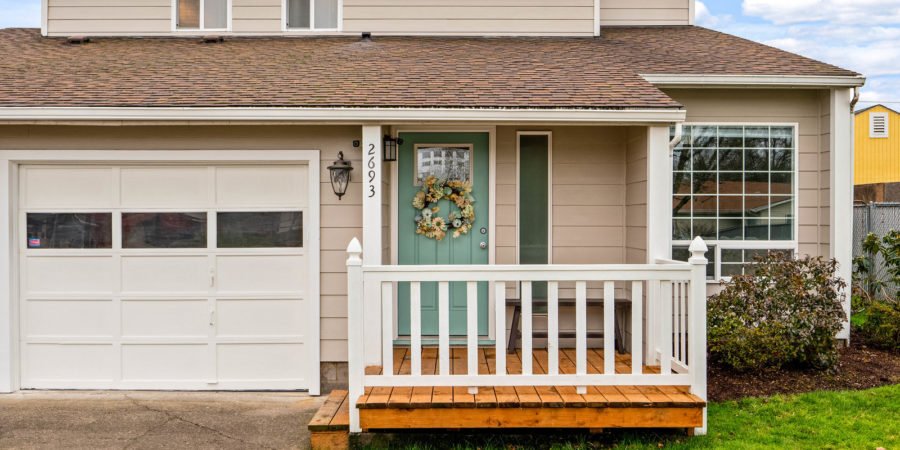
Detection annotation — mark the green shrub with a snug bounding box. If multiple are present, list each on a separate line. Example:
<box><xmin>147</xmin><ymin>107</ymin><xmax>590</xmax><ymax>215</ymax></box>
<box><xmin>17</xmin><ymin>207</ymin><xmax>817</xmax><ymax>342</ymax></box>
<box><xmin>708</xmin><ymin>251</ymin><xmax>847</xmax><ymax>371</ymax></box>
<box><xmin>860</xmin><ymin>301</ymin><xmax>900</xmax><ymax>351</ymax></box>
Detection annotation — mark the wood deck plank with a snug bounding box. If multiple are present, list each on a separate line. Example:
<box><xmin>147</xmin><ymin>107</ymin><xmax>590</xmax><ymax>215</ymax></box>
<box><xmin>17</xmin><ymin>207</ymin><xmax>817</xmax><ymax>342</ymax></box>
<box><xmin>616</xmin><ymin>385</ymin><xmax>654</xmax><ymax>407</ymax></box>
<box><xmin>388</xmin><ymin>348</ymin><xmax>413</xmax><ymax>408</ymax></box>
<box><xmin>331</xmin><ymin>392</ymin><xmax>351</xmax><ymax>427</ymax></box>
<box><xmin>540</xmin><ymin>349</ymin><xmax>585</xmax><ymax>407</ymax></box>
<box><xmin>308</xmin><ymin>390</ymin><xmax>345</xmax><ymax>431</ymax></box>
<box><xmin>529</xmin><ymin>349</ymin><xmax>565</xmax><ymax>408</ymax></box>
<box><xmin>451</xmin><ymin>347</ymin><xmax>476</xmax><ymax>407</ymax></box>
<box><xmin>560</xmin><ymin>349</ymin><xmax>603</xmax><ymax>407</ymax></box>
<box><xmin>409</xmin><ymin>347</ymin><xmax>438</xmax><ymax>409</ymax></box>
<box><xmin>506</xmin><ymin>350</ymin><xmax>541</xmax><ymax>407</ymax></box>
<box><xmin>474</xmin><ymin>348</ymin><xmax>498</xmax><ymax>408</ymax></box>
<box><xmin>637</xmin><ymin>386</ymin><xmax>676</xmax><ymax>407</ymax></box>
<box><xmin>484</xmin><ymin>347</ymin><xmax>519</xmax><ymax>407</ymax></box>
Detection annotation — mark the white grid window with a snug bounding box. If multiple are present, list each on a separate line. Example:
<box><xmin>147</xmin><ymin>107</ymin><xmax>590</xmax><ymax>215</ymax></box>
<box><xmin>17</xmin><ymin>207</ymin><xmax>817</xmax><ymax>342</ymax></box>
<box><xmin>177</xmin><ymin>0</ymin><xmax>228</xmax><ymax>30</ymax></box>
<box><xmin>671</xmin><ymin>125</ymin><xmax>798</xmax><ymax>280</ymax></box>
<box><xmin>286</xmin><ymin>0</ymin><xmax>339</xmax><ymax>30</ymax></box>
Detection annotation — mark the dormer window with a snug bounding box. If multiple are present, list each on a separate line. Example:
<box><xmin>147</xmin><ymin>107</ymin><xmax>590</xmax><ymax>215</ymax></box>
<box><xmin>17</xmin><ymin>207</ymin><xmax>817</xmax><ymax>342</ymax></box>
<box><xmin>870</xmin><ymin>113</ymin><xmax>889</xmax><ymax>139</ymax></box>
<box><xmin>286</xmin><ymin>0</ymin><xmax>340</xmax><ymax>30</ymax></box>
<box><xmin>177</xmin><ymin>0</ymin><xmax>229</xmax><ymax>30</ymax></box>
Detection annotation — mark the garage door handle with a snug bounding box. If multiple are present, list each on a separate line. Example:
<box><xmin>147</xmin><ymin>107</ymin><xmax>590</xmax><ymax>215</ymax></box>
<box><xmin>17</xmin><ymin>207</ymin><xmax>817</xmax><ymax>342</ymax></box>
<box><xmin>210</xmin><ymin>270</ymin><xmax>216</xmax><ymax>287</ymax></box>
<box><xmin>210</xmin><ymin>309</ymin><xmax>216</xmax><ymax>326</ymax></box>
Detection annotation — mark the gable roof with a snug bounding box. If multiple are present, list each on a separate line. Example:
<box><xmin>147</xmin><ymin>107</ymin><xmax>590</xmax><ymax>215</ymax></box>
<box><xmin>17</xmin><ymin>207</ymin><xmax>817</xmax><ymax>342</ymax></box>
<box><xmin>856</xmin><ymin>104</ymin><xmax>900</xmax><ymax>116</ymax></box>
<box><xmin>0</xmin><ymin>26</ymin><xmax>861</xmax><ymax>110</ymax></box>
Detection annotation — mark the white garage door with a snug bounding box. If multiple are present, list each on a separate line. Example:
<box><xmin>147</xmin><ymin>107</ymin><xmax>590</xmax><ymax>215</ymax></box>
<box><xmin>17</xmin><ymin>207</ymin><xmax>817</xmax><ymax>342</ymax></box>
<box><xmin>19</xmin><ymin>164</ymin><xmax>313</xmax><ymax>390</ymax></box>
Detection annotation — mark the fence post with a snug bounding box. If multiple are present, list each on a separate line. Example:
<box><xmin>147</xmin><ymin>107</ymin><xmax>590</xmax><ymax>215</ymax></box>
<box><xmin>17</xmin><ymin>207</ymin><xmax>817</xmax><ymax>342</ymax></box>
<box><xmin>346</xmin><ymin>238</ymin><xmax>364</xmax><ymax>433</ymax></box>
<box><xmin>688</xmin><ymin>236</ymin><xmax>708</xmax><ymax>436</ymax></box>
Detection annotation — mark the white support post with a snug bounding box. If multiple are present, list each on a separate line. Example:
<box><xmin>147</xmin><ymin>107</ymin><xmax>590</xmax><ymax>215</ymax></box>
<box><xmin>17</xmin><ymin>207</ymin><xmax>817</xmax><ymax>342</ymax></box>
<box><xmin>688</xmin><ymin>237</ymin><xmax>709</xmax><ymax>436</ymax></box>
<box><xmin>438</xmin><ymin>281</ymin><xmax>450</xmax><ymax>376</ymax></box>
<box><xmin>575</xmin><ymin>281</ymin><xmax>587</xmax><ymax>394</ymax></box>
<box><xmin>494</xmin><ymin>282</ymin><xmax>507</xmax><ymax>376</ymax></box>
<box><xmin>603</xmin><ymin>281</ymin><xmax>615</xmax><ymax>375</ymax></box>
<box><xmin>362</xmin><ymin>125</ymin><xmax>384</xmax><ymax>366</ymax></box>
<box><xmin>382</xmin><ymin>281</ymin><xmax>394</xmax><ymax>377</ymax></box>
<box><xmin>409</xmin><ymin>281</ymin><xmax>421</xmax><ymax>377</ymax></box>
<box><xmin>646</xmin><ymin>125</ymin><xmax>673</xmax><ymax>363</ymax></box>
<box><xmin>659</xmin><ymin>281</ymin><xmax>672</xmax><ymax>375</ymax></box>
<box><xmin>547</xmin><ymin>281</ymin><xmax>559</xmax><ymax>377</ymax></box>
<box><xmin>521</xmin><ymin>281</ymin><xmax>533</xmax><ymax>376</ymax></box>
<box><xmin>466</xmin><ymin>281</ymin><xmax>479</xmax><ymax>394</ymax></box>
<box><xmin>630</xmin><ymin>281</ymin><xmax>643</xmax><ymax>375</ymax></box>
<box><xmin>346</xmin><ymin>238</ymin><xmax>364</xmax><ymax>433</ymax></box>
<box><xmin>830</xmin><ymin>88</ymin><xmax>854</xmax><ymax>341</ymax></box>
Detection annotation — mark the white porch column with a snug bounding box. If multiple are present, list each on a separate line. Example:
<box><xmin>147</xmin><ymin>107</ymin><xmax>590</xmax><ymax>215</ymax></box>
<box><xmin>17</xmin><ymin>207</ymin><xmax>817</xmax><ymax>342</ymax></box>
<box><xmin>830</xmin><ymin>88</ymin><xmax>854</xmax><ymax>340</ymax></box>
<box><xmin>0</xmin><ymin>159</ymin><xmax>13</xmax><ymax>393</ymax></box>
<box><xmin>645</xmin><ymin>125</ymin><xmax>673</xmax><ymax>363</ymax></box>
<box><xmin>361</xmin><ymin>125</ymin><xmax>384</xmax><ymax>366</ymax></box>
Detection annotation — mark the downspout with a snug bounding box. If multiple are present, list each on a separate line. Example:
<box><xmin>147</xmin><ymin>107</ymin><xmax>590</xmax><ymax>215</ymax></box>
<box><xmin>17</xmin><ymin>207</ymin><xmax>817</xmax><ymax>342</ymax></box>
<box><xmin>668</xmin><ymin>122</ymin><xmax>683</xmax><ymax>157</ymax></box>
<box><xmin>850</xmin><ymin>87</ymin><xmax>860</xmax><ymax>113</ymax></box>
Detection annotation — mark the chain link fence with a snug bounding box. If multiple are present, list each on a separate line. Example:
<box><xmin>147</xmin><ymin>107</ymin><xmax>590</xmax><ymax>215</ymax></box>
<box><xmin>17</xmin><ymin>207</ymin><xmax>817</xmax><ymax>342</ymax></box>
<box><xmin>853</xmin><ymin>202</ymin><xmax>900</xmax><ymax>298</ymax></box>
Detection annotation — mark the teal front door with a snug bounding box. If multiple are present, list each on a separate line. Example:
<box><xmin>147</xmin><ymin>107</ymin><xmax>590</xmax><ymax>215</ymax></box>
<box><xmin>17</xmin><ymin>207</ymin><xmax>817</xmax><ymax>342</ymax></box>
<box><xmin>398</xmin><ymin>132</ymin><xmax>490</xmax><ymax>337</ymax></box>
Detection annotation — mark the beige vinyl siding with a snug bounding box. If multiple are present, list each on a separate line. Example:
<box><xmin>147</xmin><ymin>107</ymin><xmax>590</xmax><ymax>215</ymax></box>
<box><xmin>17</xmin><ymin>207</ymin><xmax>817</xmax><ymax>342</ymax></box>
<box><xmin>47</xmin><ymin>0</ymin><xmax>172</xmax><ymax>35</ymax></box>
<box><xmin>597</xmin><ymin>0</ymin><xmax>691</xmax><ymax>26</ymax></box>
<box><xmin>232</xmin><ymin>0</ymin><xmax>283</xmax><ymax>33</ymax></box>
<box><xmin>0</xmin><ymin>124</ymin><xmax>362</xmax><ymax>362</ymax></box>
<box><xmin>662</xmin><ymin>88</ymin><xmax>831</xmax><ymax>261</ymax></box>
<box><xmin>625</xmin><ymin>126</ymin><xmax>648</xmax><ymax>264</ymax></box>
<box><xmin>342</xmin><ymin>0</ymin><xmax>594</xmax><ymax>36</ymax></box>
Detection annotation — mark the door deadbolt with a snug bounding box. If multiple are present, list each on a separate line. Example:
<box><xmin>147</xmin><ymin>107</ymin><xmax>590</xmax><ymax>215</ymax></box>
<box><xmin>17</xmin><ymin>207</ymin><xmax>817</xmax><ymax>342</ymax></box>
<box><xmin>480</xmin><ymin>227</ymin><xmax>487</xmax><ymax>234</ymax></box>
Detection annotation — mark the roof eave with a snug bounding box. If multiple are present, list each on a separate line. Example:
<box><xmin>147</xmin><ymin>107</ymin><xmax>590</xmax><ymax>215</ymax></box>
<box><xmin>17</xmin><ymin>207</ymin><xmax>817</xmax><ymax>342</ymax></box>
<box><xmin>641</xmin><ymin>74</ymin><xmax>866</xmax><ymax>88</ymax></box>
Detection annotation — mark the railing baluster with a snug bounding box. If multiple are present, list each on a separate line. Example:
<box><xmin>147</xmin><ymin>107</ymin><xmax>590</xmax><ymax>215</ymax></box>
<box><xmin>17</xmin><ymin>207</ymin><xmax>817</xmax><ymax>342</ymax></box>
<box><xmin>575</xmin><ymin>281</ymin><xmax>587</xmax><ymax>394</ymax></box>
<box><xmin>631</xmin><ymin>280</ymin><xmax>643</xmax><ymax>375</ymax></box>
<box><xmin>409</xmin><ymin>281</ymin><xmax>421</xmax><ymax>377</ymax></box>
<box><xmin>603</xmin><ymin>281</ymin><xmax>615</xmax><ymax>375</ymax></box>
<box><xmin>381</xmin><ymin>281</ymin><xmax>393</xmax><ymax>377</ymax></box>
<box><xmin>495</xmin><ymin>282</ymin><xmax>507</xmax><ymax>376</ymax></box>
<box><xmin>679</xmin><ymin>281</ymin><xmax>686</xmax><ymax>363</ymax></box>
<box><xmin>466</xmin><ymin>281</ymin><xmax>479</xmax><ymax>394</ymax></box>
<box><xmin>522</xmin><ymin>281</ymin><xmax>533</xmax><ymax>375</ymax></box>
<box><xmin>660</xmin><ymin>281</ymin><xmax>672</xmax><ymax>375</ymax></box>
<box><xmin>438</xmin><ymin>281</ymin><xmax>450</xmax><ymax>376</ymax></box>
<box><xmin>547</xmin><ymin>281</ymin><xmax>559</xmax><ymax>376</ymax></box>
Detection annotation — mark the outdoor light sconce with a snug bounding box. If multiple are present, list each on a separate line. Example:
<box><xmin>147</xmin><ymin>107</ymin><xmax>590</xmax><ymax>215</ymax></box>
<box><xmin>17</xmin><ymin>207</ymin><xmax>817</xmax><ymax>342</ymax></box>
<box><xmin>327</xmin><ymin>151</ymin><xmax>353</xmax><ymax>200</ymax></box>
<box><xmin>383</xmin><ymin>135</ymin><xmax>404</xmax><ymax>162</ymax></box>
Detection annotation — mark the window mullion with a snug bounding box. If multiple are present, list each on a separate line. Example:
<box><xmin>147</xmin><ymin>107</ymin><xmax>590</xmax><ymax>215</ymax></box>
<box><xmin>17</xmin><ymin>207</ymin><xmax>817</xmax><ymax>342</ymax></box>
<box><xmin>310</xmin><ymin>0</ymin><xmax>315</xmax><ymax>29</ymax></box>
<box><xmin>200</xmin><ymin>0</ymin><xmax>205</xmax><ymax>29</ymax></box>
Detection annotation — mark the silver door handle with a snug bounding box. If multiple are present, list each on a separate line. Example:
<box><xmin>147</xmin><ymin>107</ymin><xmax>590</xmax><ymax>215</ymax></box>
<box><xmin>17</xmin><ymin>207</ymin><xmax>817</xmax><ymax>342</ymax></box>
<box><xmin>480</xmin><ymin>242</ymin><xmax>487</xmax><ymax>249</ymax></box>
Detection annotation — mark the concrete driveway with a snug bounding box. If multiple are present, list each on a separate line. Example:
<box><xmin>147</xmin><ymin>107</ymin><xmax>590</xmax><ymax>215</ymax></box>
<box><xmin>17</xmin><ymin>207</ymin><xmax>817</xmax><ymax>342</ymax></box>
<box><xmin>0</xmin><ymin>391</ymin><xmax>325</xmax><ymax>450</ymax></box>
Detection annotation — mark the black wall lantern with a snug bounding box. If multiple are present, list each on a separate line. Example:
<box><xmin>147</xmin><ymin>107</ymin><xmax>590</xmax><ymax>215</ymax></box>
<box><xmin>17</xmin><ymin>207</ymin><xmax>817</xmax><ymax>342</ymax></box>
<box><xmin>383</xmin><ymin>135</ymin><xmax>403</xmax><ymax>162</ymax></box>
<box><xmin>327</xmin><ymin>151</ymin><xmax>353</xmax><ymax>200</ymax></box>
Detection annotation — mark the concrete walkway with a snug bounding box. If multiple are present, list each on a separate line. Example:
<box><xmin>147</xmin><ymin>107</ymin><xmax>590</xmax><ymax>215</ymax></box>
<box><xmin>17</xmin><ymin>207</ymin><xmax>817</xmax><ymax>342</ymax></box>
<box><xmin>0</xmin><ymin>391</ymin><xmax>325</xmax><ymax>450</ymax></box>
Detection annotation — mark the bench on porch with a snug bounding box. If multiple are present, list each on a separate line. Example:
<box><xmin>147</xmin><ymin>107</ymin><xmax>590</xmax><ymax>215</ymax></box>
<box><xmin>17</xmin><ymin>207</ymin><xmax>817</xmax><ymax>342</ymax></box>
<box><xmin>506</xmin><ymin>296</ymin><xmax>631</xmax><ymax>355</ymax></box>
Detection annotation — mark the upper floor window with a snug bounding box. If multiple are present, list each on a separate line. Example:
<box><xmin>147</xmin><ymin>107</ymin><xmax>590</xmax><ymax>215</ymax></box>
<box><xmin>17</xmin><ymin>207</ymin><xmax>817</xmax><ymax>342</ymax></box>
<box><xmin>287</xmin><ymin>0</ymin><xmax>339</xmax><ymax>30</ymax></box>
<box><xmin>177</xmin><ymin>0</ymin><xmax>228</xmax><ymax>30</ymax></box>
<box><xmin>870</xmin><ymin>113</ymin><xmax>889</xmax><ymax>139</ymax></box>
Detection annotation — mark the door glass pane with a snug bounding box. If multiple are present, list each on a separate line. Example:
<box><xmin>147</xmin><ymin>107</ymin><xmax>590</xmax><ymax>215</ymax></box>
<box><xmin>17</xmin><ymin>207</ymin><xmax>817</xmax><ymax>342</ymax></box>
<box><xmin>519</xmin><ymin>134</ymin><xmax>549</xmax><ymax>300</ymax></box>
<box><xmin>178</xmin><ymin>0</ymin><xmax>200</xmax><ymax>28</ymax></box>
<box><xmin>27</xmin><ymin>213</ymin><xmax>112</xmax><ymax>249</ymax></box>
<box><xmin>416</xmin><ymin>146</ymin><xmax>471</xmax><ymax>184</ymax></box>
<box><xmin>314</xmin><ymin>0</ymin><xmax>338</xmax><ymax>28</ymax></box>
<box><xmin>123</xmin><ymin>213</ymin><xmax>207</xmax><ymax>249</ymax></box>
<box><xmin>217</xmin><ymin>212</ymin><xmax>303</xmax><ymax>248</ymax></box>
<box><xmin>287</xmin><ymin>0</ymin><xmax>311</xmax><ymax>28</ymax></box>
<box><xmin>204</xmin><ymin>0</ymin><xmax>227</xmax><ymax>29</ymax></box>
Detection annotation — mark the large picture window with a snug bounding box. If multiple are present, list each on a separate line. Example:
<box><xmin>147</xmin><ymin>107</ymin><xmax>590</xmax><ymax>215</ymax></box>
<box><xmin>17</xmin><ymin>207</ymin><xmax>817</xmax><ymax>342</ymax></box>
<box><xmin>672</xmin><ymin>125</ymin><xmax>797</xmax><ymax>280</ymax></box>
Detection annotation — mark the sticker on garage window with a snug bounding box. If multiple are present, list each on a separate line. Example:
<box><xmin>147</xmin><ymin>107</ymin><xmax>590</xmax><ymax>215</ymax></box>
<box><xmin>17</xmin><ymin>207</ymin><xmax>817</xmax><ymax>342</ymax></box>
<box><xmin>28</xmin><ymin>238</ymin><xmax>40</xmax><ymax>248</ymax></box>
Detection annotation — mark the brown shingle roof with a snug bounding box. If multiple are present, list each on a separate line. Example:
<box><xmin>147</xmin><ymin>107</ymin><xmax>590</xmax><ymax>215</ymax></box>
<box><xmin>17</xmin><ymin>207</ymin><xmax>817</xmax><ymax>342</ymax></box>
<box><xmin>0</xmin><ymin>26</ymin><xmax>860</xmax><ymax>109</ymax></box>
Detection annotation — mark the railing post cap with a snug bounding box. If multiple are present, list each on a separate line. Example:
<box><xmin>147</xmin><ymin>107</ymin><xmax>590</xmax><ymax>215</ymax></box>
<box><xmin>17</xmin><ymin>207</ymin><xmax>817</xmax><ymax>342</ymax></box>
<box><xmin>346</xmin><ymin>237</ymin><xmax>362</xmax><ymax>265</ymax></box>
<box><xmin>688</xmin><ymin>236</ymin><xmax>708</xmax><ymax>262</ymax></box>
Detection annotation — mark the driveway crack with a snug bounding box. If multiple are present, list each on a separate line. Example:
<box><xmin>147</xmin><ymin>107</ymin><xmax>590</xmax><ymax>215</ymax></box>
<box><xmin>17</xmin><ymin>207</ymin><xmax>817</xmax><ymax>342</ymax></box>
<box><xmin>123</xmin><ymin>395</ymin><xmax>274</xmax><ymax>450</ymax></box>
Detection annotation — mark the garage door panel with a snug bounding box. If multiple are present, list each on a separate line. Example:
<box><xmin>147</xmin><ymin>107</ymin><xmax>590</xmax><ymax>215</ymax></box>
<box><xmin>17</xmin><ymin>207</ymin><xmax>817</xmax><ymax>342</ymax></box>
<box><xmin>216</xmin><ymin>255</ymin><xmax>305</xmax><ymax>294</ymax></box>
<box><xmin>26</xmin><ymin>256</ymin><xmax>114</xmax><ymax>294</ymax></box>
<box><xmin>24</xmin><ymin>344</ymin><xmax>116</xmax><ymax>383</ymax></box>
<box><xmin>216</xmin><ymin>166</ymin><xmax>308</xmax><ymax>207</ymax></box>
<box><xmin>121</xmin><ymin>256</ymin><xmax>209</xmax><ymax>294</ymax></box>
<box><xmin>122</xmin><ymin>345</ymin><xmax>209</xmax><ymax>381</ymax></box>
<box><xmin>121</xmin><ymin>300</ymin><xmax>209</xmax><ymax>338</ymax></box>
<box><xmin>120</xmin><ymin>167</ymin><xmax>210</xmax><ymax>207</ymax></box>
<box><xmin>26</xmin><ymin>300</ymin><xmax>115</xmax><ymax>338</ymax></box>
<box><xmin>22</xmin><ymin>167</ymin><xmax>114</xmax><ymax>208</ymax></box>
<box><xmin>217</xmin><ymin>344</ymin><xmax>304</xmax><ymax>382</ymax></box>
<box><xmin>217</xmin><ymin>299</ymin><xmax>304</xmax><ymax>337</ymax></box>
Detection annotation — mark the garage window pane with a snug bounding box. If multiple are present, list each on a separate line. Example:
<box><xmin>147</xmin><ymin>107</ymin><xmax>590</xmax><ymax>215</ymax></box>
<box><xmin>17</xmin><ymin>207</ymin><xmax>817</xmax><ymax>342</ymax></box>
<box><xmin>122</xmin><ymin>213</ymin><xmax>207</xmax><ymax>249</ymax></box>
<box><xmin>217</xmin><ymin>212</ymin><xmax>302</xmax><ymax>248</ymax></box>
<box><xmin>27</xmin><ymin>213</ymin><xmax>112</xmax><ymax>249</ymax></box>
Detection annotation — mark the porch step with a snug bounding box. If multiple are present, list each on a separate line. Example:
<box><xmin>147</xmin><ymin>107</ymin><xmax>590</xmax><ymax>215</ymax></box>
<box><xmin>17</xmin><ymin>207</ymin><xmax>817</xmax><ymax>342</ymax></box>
<box><xmin>308</xmin><ymin>390</ymin><xmax>349</xmax><ymax>449</ymax></box>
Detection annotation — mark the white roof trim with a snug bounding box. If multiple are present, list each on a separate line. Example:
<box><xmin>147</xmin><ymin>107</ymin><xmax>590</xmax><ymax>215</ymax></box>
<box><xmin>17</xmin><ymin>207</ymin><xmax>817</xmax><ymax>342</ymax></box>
<box><xmin>0</xmin><ymin>107</ymin><xmax>686</xmax><ymax>123</ymax></box>
<box><xmin>641</xmin><ymin>74</ymin><xmax>866</xmax><ymax>88</ymax></box>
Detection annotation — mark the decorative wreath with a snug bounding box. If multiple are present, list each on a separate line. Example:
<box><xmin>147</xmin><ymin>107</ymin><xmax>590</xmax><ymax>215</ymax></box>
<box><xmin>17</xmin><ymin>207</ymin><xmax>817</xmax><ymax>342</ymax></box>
<box><xmin>412</xmin><ymin>175</ymin><xmax>476</xmax><ymax>241</ymax></box>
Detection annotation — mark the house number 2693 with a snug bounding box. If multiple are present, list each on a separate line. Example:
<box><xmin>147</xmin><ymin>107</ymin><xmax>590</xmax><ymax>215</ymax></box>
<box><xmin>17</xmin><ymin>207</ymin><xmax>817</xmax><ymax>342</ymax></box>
<box><xmin>367</xmin><ymin>143</ymin><xmax>377</xmax><ymax>198</ymax></box>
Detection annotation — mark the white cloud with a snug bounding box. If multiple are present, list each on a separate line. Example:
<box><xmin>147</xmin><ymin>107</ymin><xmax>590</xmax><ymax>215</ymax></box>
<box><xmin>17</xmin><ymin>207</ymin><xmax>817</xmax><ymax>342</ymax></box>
<box><xmin>743</xmin><ymin>0</ymin><xmax>900</xmax><ymax>25</ymax></box>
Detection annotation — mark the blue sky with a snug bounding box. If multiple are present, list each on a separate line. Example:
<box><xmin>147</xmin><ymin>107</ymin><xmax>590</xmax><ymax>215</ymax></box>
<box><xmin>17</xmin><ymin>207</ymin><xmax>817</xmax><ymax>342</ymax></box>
<box><xmin>1</xmin><ymin>0</ymin><xmax>898</xmax><ymax>109</ymax></box>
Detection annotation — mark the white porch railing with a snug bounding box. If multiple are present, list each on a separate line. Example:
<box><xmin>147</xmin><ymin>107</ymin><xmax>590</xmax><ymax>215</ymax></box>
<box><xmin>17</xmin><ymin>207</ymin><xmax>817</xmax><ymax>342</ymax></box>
<box><xmin>346</xmin><ymin>237</ymin><xmax>709</xmax><ymax>434</ymax></box>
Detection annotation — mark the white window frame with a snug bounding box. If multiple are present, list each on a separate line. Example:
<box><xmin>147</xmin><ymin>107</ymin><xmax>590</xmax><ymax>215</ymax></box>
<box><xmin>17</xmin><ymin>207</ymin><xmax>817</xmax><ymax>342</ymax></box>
<box><xmin>172</xmin><ymin>0</ymin><xmax>233</xmax><ymax>32</ymax></box>
<box><xmin>282</xmin><ymin>0</ymin><xmax>343</xmax><ymax>32</ymax></box>
<box><xmin>870</xmin><ymin>112</ymin><xmax>889</xmax><ymax>139</ymax></box>
<box><xmin>671</xmin><ymin>123</ymin><xmax>800</xmax><ymax>283</ymax></box>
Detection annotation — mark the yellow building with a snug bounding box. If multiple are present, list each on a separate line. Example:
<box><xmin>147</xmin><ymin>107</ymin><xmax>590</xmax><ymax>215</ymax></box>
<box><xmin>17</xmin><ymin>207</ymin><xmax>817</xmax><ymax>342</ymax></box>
<box><xmin>855</xmin><ymin>105</ymin><xmax>900</xmax><ymax>185</ymax></box>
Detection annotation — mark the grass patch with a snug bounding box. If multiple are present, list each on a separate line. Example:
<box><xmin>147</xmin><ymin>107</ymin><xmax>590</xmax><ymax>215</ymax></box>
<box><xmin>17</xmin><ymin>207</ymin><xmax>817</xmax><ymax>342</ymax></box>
<box><xmin>360</xmin><ymin>385</ymin><xmax>899</xmax><ymax>449</ymax></box>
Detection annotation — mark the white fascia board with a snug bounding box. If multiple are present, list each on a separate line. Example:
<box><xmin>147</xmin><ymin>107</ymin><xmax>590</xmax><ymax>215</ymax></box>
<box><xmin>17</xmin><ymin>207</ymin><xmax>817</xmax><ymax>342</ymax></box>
<box><xmin>0</xmin><ymin>107</ymin><xmax>685</xmax><ymax>124</ymax></box>
<box><xmin>641</xmin><ymin>74</ymin><xmax>866</xmax><ymax>88</ymax></box>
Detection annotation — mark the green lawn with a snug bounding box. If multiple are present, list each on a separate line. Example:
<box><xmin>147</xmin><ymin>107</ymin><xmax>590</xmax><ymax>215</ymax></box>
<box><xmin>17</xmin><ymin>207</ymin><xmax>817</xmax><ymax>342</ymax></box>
<box><xmin>361</xmin><ymin>385</ymin><xmax>900</xmax><ymax>450</ymax></box>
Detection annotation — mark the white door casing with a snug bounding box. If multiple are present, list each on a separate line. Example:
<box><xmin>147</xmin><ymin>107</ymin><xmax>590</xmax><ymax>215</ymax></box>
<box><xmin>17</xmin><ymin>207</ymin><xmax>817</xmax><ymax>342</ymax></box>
<box><xmin>0</xmin><ymin>151</ymin><xmax>321</xmax><ymax>393</ymax></box>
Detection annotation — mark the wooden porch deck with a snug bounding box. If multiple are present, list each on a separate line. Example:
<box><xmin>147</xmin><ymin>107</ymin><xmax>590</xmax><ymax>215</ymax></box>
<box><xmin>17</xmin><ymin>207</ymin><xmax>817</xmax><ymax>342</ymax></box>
<box><xmin>354</xmin><ymin>347</ymin><xmax>705</xmax><ymax>431</ymax></box>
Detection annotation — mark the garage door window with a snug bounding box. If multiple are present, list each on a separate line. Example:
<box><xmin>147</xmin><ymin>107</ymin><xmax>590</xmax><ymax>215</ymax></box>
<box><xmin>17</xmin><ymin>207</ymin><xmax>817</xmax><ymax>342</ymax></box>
<box><xmin>217</xmin><ymin>212</ymin><xmax>302</xmax><ymax>248</ymax></box>
<box><xmin>122</xmin><ymin>212</ymin><xmax>208</xmax><ymax>248</ymax></box>
<box><xmin>26</xmin><ymin>213</ymin><xmax>112</xmax><ymax>249</ymax></box>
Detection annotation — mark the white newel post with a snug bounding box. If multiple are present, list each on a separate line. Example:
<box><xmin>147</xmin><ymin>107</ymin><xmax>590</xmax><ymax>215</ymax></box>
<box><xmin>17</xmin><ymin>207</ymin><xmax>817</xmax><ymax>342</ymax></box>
<box><xmin>362</xmin><ymin>125</ymin><xmax>384</xmax><ymax>366</ymax></box>
<box><xmin>688</xmin><ymin>237</ymin><xmax>708</xmax><ymax>436</ymax></box>
<box><xmin>830</xmin><ymin>88</ymin><xmax>853</xmax><ymax>340</ymax></box>
<box><xmin>346</xmin><ymin>238</ymin><xmax>364</xmax><ymax>433</ymax></box>
<box><xmin>646</xmin><ymin>125</ymin><xmax>673</xmax><ymax>363</ymax></box>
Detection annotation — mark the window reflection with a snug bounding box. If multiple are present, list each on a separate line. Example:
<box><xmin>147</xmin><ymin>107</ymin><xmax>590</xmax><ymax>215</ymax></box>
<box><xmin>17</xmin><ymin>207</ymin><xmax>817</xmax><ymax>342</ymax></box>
<box><xmin>123</xmin><ymin>213</ymin><xmax>207</xmax><ymax>248</ymax></box>
<box><xmin>218</xmin><ymin>212</ymin><xmax>303</xmax><ymax>248</ymax></box>
<box><xmin>27</xmin><ymin>213</ymin><xmax>112</xmax><ymax>249</ymax></box>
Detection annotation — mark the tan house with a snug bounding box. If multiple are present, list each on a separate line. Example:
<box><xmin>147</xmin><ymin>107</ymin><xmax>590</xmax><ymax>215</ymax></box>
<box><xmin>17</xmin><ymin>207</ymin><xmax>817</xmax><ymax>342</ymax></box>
<box><xmin>0</xmin><ymin>0</ymin><xmax>863</xmax><ymax>439</ymax></box>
